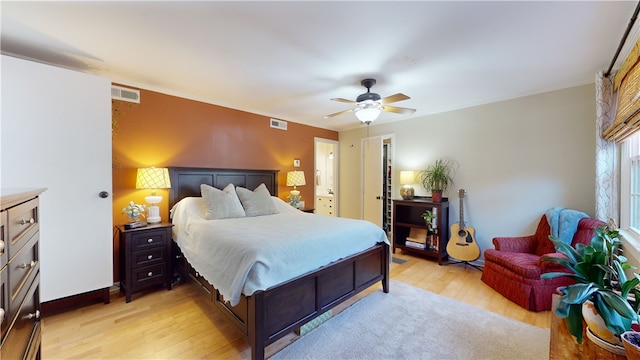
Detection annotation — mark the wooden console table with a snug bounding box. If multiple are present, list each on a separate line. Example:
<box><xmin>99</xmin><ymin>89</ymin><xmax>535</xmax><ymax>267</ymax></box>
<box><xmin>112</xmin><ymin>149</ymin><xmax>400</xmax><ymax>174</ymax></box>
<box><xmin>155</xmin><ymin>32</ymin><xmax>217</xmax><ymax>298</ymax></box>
<box><xmin>550</xmin><ymin>294</ymin><xmax>627</xmax><ymax>359</ymax></box>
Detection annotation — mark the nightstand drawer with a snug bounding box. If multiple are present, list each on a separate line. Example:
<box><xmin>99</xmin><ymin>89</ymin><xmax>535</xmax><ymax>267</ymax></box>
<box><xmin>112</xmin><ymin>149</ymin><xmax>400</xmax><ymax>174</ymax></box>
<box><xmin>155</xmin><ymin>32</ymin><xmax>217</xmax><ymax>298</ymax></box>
<box><xmin>132</xmin><ymin>248</ymin><xmax>166</xmax><ymax>268</ymax></box>
<box><xmin>130</xmin><ymin>230</ymin><xmax>167</xmax><ymax>250</ymax></box>
<box><xmin>133</xmin><ymin>264</ymin><xmax>166</xmax><ymax>285</ymax></box>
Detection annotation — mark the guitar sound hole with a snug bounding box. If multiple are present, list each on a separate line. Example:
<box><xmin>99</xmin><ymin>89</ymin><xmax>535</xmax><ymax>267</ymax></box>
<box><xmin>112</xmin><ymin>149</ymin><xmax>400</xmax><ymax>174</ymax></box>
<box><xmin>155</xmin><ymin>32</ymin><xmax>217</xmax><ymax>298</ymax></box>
<box><xmin>458</xmin><ymin>230</ymin><xmax>467</xmax><ymax>237</ymax></box>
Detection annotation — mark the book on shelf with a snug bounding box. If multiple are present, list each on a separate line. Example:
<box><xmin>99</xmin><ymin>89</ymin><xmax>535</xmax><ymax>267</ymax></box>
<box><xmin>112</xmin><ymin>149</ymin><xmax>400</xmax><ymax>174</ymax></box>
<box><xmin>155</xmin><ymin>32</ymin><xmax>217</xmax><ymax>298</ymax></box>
<box><xmin>405</xmin><ymin>240</ymin><xmax>426</xmax><ymax>249</ymax></box>
<box><xmin>406</xmin><ymin>227</ymin><xmax>427</xmax><ymax>244</ymax></box>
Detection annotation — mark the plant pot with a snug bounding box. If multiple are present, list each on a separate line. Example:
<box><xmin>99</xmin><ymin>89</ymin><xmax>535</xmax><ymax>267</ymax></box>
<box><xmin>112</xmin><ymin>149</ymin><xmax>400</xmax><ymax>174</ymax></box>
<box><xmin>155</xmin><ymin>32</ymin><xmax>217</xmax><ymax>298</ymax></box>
<box><xmin>431</xmin><ymin>190</ymin><xmax>442</xmax><ymax>202</ymax></box>
<box><xmin>582</xmin><ymin>300</ymin><xmax>625</xmax><ymax>353</ymax></box>
<box><xmin>622</xmin><ymin>331</ymin><xmax>640</xmax><ymax>360</ymax></box>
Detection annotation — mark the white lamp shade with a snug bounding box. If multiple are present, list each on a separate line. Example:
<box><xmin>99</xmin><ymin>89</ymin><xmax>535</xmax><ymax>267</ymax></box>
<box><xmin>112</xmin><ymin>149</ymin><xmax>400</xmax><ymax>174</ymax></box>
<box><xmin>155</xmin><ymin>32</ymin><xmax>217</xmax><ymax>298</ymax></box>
<box><xmin>400</xmin><ymin>171</ymin><xmax>415</xmax><ymax>185</ymax></box>
<box><xmin>286</xmin><ymin>171</ymin><xmax>306</xmax><ymax>187</ymax></box>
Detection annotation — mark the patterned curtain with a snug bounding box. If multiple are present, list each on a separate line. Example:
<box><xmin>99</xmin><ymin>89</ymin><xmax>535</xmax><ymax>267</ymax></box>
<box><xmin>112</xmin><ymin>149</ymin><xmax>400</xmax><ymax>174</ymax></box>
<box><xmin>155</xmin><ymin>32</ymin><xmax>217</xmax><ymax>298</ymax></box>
<box><xmin>595</xmin><ymin>71</ymin><xmax>618</xmax><ymax>222</ymax></box>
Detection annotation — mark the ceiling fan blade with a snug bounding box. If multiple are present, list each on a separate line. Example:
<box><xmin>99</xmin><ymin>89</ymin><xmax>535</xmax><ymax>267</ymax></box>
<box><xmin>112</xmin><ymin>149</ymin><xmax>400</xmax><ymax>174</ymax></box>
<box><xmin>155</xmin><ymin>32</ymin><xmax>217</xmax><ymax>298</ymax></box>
<box><xmin>382</xmin><ymin>105</ymin><xmax>416</xmax><ymax>115</ymax></box>
<box><xmin>324</xmin><ymin>108</ymin><xmax>354</xmax><ymax>118</ymax></box>
<box><xmin>330</xmin><ymin>97</ymin><xmax>357</xmax><ymax>104</ymax></box>
<box><xmin>380</xmin><ymin>93</ymin><xmax>410</xmax><ymax>104</ymax></box>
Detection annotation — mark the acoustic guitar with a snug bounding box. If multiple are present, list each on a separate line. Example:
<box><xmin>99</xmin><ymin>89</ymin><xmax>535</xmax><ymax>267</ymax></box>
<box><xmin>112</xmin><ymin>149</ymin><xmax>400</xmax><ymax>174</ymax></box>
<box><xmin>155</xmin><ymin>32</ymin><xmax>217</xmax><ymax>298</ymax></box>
<box><xmin>446</xmin><ymin>189</ymin><xmax>480</xmax><ymax>261</ymax></box>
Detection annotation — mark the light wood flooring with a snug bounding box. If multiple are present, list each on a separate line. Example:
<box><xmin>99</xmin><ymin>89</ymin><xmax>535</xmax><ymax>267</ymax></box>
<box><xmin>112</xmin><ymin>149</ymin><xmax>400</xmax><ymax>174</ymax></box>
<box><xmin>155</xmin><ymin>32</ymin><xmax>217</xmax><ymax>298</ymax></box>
<box><xmin>41</xmin><ymin>252</ymin><xmax>550</xmax><ymax>359</ymax></box>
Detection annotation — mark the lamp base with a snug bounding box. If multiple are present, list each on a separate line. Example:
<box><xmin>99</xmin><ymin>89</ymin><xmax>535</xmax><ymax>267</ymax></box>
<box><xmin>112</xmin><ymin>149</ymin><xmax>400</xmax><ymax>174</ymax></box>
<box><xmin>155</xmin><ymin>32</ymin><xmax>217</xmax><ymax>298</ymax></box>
<box><xmin>146</xmin><ymin>204</ymin><xmax>161</xmax><ymax>223</ymax></box>
<box><xmin>400</xmin><ymin>186</ymin><xmax>414</xmax><ymax>200</ymax></box>
<box><xmin>145</xmin><ymin>197</ymin><xmax>163</xmax><ymax>224</ymax></box>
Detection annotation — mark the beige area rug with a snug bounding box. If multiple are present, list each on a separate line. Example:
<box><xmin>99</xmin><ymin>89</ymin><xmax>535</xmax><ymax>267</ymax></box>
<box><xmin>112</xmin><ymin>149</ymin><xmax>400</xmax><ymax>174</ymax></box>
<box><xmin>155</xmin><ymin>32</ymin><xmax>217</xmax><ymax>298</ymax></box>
<box><xmin>271</xmin><ymin>280</ymin><xmax>549</xmax><ymax>360</ymax></box>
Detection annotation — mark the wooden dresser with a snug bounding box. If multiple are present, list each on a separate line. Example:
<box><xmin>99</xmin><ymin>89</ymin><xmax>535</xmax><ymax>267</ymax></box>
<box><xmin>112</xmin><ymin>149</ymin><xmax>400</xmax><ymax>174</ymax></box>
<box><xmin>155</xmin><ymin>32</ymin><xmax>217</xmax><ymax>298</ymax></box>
<box><xmin>1</xmin><ymin>188</ymin><xmax>46</xmax><ymax>360</ymax></box>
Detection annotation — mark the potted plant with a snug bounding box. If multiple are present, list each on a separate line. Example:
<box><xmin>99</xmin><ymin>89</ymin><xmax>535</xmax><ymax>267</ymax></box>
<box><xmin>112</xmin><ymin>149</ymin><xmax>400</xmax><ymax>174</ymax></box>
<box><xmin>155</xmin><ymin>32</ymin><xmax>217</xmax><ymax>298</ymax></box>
<box><xmin>541</xmin><ymin>224</ymin><xmax>640</xmax><ymax>348</ymax></box>
<box><xmin>122</xmin><ymin>201</ymin><xmax>146</xmax><ymax>223</ymax></box>
<box><xmin>417</xmin><ymin>157</ymin><xmax>457</xmax><ymax>202</ymax></box>
<box><xmin>422</xmin><ymin>209</ymin><xmax>439</xmax><ymax>251</ymax></box>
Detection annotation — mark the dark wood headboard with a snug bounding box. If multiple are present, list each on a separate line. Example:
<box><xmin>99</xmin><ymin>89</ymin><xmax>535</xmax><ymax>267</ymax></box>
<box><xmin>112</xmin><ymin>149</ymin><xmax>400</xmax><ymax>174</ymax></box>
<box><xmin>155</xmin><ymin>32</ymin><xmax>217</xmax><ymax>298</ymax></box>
<box><xmin>168</xmin><ymin>167</ymin><xmax>279</xmax><ymax>208</ymax></box>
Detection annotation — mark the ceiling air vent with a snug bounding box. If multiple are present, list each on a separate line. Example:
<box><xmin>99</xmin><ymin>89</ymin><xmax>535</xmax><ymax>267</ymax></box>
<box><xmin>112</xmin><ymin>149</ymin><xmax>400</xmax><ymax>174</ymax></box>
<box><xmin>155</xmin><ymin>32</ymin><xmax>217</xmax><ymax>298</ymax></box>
<box><xmin>111</xmin><ymin>85</ymin><xmax>140</xmax><ymax>103</ymax></box>
<box><xmin>270</xmin><ymin>118</ymin><xmax>287</xmax><ymax>130</ymax></box>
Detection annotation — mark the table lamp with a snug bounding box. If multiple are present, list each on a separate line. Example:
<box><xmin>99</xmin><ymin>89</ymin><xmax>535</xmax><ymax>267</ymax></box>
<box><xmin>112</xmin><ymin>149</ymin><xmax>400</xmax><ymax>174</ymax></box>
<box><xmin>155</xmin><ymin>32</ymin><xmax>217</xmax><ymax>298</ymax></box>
<box><xmin>286</xmin><ymin>170</ymin><xmax>306</xmax><ymax>196</ymax></box>
<box><xmin>400</xmin><ymin>170</ymin><xmax>415</xmax><ymax>200</ymax></box>
<box><xmin>136</xmin><ymin>167</ymin><xmax>171</xmax><ymax>223</ymax></box>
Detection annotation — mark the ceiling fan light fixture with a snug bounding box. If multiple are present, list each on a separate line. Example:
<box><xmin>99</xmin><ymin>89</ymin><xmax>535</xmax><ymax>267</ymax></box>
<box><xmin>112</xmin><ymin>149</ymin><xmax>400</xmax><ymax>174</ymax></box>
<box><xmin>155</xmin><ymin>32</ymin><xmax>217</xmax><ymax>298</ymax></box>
<box><xmin>355</xmin><ymin>100</ymin><xmax>382</xmax><ymax>123</ymax></box>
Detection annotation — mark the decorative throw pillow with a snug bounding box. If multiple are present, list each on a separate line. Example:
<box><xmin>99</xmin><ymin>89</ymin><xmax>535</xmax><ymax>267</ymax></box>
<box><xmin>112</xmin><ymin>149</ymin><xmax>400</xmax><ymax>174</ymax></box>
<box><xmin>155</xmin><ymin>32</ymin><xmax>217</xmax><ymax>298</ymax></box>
<box><xmin>236</xmin><ymin>183</ymin><xmax>278</xmax><ymax>217</ymax></box>
<box><xmin>200</xmin><ymin>183</ymin><xmax>246</xmax><ymax>219</ymax></box>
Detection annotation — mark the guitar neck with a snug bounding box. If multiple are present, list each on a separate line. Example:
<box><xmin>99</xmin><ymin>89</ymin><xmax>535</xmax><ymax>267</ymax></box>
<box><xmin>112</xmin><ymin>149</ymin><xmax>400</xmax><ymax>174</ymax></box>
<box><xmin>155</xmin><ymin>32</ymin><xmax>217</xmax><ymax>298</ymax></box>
<box><xmin>459</xmin><ymin>191</ymin><xmax>465</xmax><ymax>227</ymax></box>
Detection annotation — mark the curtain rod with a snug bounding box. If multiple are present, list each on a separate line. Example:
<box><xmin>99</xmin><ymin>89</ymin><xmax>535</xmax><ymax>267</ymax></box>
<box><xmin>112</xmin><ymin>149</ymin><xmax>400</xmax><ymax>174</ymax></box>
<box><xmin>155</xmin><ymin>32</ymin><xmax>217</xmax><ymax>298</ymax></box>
<box><xmin>605</xmin><ymin>1</ymin><xmax>640</xmax><ymax>77</ymax></box>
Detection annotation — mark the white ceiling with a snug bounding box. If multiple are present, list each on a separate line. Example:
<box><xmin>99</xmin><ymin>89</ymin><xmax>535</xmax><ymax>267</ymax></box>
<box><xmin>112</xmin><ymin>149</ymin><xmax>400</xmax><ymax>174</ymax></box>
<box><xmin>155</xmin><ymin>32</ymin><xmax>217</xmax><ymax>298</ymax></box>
<box><xmin>1</xmin><ymin>1</ymin><xmax>638</xmax><ymax>131</ymax></box>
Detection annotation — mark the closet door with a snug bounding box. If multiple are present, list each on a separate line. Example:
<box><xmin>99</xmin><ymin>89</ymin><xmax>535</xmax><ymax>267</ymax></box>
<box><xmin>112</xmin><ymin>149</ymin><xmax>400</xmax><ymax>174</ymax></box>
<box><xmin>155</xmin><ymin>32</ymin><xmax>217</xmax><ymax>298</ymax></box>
<box><xmin>362</xmin><ymin>136</ymin><xmax>383</xmax><ymax>226</ymax></box>
<box><xmin>1</xmin><ymin>55</ymin><xmax>113</xmax><ymax>302</ymax></box>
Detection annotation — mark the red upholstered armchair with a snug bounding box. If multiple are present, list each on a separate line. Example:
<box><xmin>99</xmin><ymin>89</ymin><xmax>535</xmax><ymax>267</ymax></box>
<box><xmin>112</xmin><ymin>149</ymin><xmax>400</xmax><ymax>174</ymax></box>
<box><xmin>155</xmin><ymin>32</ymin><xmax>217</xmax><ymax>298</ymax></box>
<box><xmin>480</xmin><ymin>215</ymin><xmax>604</xmax><ymax>312</ymax></box>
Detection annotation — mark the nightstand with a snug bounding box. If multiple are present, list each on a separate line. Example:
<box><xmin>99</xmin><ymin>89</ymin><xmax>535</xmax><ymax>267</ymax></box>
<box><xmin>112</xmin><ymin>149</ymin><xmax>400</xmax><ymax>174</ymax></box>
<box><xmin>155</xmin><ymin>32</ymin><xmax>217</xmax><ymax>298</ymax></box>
<box><xmin>117</xmin><ymin>223</ymin><xmax>173</xmax><ymax>302</ymax></box>
<box><xmin>300</xmin><ymin>207</ymin><xmax>315</xmax><ymax>213</ymax></box>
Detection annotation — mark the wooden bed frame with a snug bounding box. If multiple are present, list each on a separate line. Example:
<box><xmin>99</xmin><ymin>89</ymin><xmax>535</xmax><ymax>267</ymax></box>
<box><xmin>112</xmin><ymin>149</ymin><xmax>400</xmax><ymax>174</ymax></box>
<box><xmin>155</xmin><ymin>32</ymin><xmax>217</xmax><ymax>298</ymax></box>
<box><xmin>168</xmin><ymin>167</ymin><xmax>390</xmax><ymax>360</ymax></box>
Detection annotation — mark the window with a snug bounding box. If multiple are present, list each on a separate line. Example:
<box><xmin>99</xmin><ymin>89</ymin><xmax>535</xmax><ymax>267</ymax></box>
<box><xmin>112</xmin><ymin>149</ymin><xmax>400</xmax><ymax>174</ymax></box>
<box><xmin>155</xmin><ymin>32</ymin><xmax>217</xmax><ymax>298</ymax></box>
<box><xmin>622</xmin><ymin>132</ymin><xmax>640</xmax><ymax>241</ymax></box>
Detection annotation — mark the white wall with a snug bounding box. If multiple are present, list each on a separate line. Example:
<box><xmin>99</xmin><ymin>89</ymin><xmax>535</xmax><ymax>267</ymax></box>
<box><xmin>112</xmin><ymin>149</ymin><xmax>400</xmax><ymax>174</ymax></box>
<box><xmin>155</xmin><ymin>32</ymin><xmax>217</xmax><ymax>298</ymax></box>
<box><xmin>339</xmin><ymin>84</ymin><xmax>596</xmax><ymax>261</ymax></box>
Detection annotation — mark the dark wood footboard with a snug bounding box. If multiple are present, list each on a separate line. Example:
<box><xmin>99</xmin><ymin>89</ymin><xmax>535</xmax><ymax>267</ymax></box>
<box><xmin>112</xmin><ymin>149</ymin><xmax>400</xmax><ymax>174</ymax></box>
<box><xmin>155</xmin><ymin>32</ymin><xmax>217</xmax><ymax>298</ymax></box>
<box><xmin>174</xmin><ymin>241</ymin><xmax>389</xmax><ymax>359</ymax></box>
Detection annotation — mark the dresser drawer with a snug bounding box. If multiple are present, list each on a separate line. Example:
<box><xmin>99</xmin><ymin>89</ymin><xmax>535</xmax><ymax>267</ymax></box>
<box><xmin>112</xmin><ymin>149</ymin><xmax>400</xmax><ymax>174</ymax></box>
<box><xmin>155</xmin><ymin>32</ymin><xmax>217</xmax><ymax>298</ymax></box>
<box><xmin>1</xmin><ymin>275</ymin><xmax>39</xmax><ymax>360</ymax></box>
<box><xmin>8</xmin><ymin>234</ymin><xmax>38</xmax><ymax>317</ymax></box>
<box><xmin>132</xmin><ymin>248</ymin><xmax>166</xmax><ymax>269</ymax></box>
<box><xmin>130</xmin><ymin>229</ymin><xmax>167</xmax><ymax>251</ymax></box>
<box><xmin>8</xmin><ymin>198</ymin><xmax>39</xmax><ymax>260</ymax></box>
<box><xmin>1</xmin><ymin>210</ymin><xmax>7</xmax><ymax>269</ymax></box>
<box><xmin>0</xmin><ymin>265</ymin><xmax>7</xmax><ymax>343</ymax></box>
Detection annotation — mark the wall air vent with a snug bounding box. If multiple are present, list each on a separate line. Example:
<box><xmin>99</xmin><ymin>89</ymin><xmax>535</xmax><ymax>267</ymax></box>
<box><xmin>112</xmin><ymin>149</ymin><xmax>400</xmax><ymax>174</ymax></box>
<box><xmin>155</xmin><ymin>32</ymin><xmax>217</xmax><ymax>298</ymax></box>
<box><xmin>111</xmin><ymin>85</ymin><xmax>140</xmax><ymax>103</ymax></box>
<box><xmin>270</xmin><ymin>118</ymin><xmax>288</xmax><ymax>130</ymax></box>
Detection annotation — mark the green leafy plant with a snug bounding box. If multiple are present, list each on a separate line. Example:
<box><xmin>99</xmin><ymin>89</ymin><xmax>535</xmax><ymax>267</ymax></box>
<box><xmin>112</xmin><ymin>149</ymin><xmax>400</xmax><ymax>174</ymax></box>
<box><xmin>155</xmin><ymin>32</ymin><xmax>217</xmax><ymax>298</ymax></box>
<box><xmin>417</xmin><ymin>157</ymin><xmax>458</xmax><ymax>193</ymax></box>
<box><xmin>422</xmin><ymin>210</ymin><xmax>437</xmax><ymax>234</ymax></box>
<box><xmin>541</xmin><ymin>224</ymin><xmax>640</xmax><ymax>343</ymax></box>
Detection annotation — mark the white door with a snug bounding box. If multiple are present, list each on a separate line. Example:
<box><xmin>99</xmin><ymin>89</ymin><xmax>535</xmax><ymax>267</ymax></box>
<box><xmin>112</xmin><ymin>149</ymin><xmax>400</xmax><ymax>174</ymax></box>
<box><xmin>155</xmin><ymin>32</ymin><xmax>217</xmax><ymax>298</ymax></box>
<box><xmin>1</xmin><ymin>55</ymin><xmax>113</xmax><ymax>302</ymax></box>
<box><xmin>362</xmin><ymin>136</ymin><xmax>383</xmax><ymax>226</ymax></box>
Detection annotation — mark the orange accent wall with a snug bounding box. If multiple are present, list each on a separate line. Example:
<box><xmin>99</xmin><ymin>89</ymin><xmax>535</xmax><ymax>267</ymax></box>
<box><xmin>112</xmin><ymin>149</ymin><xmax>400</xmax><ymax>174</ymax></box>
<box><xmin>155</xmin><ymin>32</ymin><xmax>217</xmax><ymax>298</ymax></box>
<box><xmin>112</xmin><ymin>86</ymin><xmax>337</xmax><ymax>280</ymax></box>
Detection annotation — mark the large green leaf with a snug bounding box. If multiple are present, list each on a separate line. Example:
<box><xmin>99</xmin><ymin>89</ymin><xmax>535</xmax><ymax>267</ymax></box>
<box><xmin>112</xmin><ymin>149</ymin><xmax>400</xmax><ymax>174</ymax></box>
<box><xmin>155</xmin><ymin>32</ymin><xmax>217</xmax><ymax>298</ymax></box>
<box><xmin>563</xmin><ymin>283</ymin><xmax>599</xmax><ymax>304</ymax></box>
<box><xmin>594</xmin><ymin>293</ymin><xmax>635</xmax><ymax>334</ymax></box>
<box><xmin>566</xmin><ymin>303</ymin><xmax>585</xmax><ymax>343</ymax></box>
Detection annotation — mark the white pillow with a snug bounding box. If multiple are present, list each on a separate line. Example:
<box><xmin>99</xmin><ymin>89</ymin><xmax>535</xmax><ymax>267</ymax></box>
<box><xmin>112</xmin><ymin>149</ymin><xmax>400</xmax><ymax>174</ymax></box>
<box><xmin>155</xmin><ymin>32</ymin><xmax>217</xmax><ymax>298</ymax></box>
<box><xmin>201</xmin><ymin>183</ymin><xmax>246</xmax><ymax>219</ymax></box>
<box><xmin>236</xmin><ymin>183</ymin><xmax>278</xmax><ymax>217</ymax></box>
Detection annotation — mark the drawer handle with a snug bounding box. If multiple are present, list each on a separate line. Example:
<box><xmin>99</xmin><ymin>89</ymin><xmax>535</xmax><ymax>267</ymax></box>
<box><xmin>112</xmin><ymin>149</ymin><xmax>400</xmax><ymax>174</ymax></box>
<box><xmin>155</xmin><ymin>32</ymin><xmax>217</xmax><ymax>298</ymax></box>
<box><xmin>147</xmin><ymin>271</ymin><xmax>153</xmax><ymax>277</ymax></box>
<box><xmin>147</xmin><ymin>238</ymin><xmax>153</xmax><ymax>243</ymax></box>
<box><xmin>18</xmin><ymin>260</ymin><xmax>37</xmax><ymax>269</ymax></box>
<box><xmin>19</xmin><ymin>218</ymin><xmax>35</xmax><ymax>225</ymax></box>
<box><xmin>25</xmin><ymin>310</ymin><xmax>40</xmax><ymax>320</ymax></box>
<box><xmin>147</xmin><ymin>254</ymin><xmax>153</xmax><ymax>260</ymax></box>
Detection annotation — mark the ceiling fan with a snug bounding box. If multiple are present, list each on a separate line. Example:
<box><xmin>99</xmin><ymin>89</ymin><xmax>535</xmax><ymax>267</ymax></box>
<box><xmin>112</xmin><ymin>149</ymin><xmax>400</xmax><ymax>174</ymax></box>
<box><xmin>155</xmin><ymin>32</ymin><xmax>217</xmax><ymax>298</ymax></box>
<box><xmin>324</xmin><ymin>78</ymin><xmax>416</xmax><ymax>124</ymax></box>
